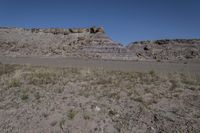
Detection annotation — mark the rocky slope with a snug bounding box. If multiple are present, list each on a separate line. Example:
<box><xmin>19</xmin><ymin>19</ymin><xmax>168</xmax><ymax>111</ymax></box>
<box><xmin>0</xmin><ymin>27</ymin><xmax>133</xmax><ymax>60</ymax></box>
<box><xmin>128</xmin><ymin>39</ymin><xmax>200</xmax><ymax>61</ymax></box>
<box><xmin>0</xmin><ymin>26</ymin><xmax>200</xmax><ymax>61</ymax></box>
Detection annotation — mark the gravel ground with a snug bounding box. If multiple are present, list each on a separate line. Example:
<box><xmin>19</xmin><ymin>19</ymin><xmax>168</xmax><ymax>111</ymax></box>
<box><xmin>0</xmin><ymin>64</ymin><xmax>200</xmax><ymax>133</ymax></box>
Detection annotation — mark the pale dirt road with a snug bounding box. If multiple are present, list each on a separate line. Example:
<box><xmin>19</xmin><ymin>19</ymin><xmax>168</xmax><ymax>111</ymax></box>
<box><xmin>0</xmin><ymin>56</ymin><xmax>200</xmax><ymax>74</ymax></box>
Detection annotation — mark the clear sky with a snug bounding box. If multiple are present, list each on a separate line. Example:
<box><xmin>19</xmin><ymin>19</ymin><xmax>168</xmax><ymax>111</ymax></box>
<box><xmin>0</xmin><ymin>0</ymin><xmax>200</xmax><ymax>44</ymax></box>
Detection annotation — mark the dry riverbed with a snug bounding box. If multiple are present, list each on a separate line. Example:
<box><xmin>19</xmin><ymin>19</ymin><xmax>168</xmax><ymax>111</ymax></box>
<box><xmin>0</xmin><ymin>64</ymin><xmax>200</xmax><ymax>133</ymax></box>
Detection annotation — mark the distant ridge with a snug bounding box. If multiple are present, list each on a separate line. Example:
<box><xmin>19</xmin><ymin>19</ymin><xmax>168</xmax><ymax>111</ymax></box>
<box><xmin>0</xmin><ymin>26</ymin><xmax>200</xmax><ymax>61</ymax></box>
<box><xmin>128</xmin><ymin>39</ymin><xmax>200</xmax><ymax>60</ymax></box>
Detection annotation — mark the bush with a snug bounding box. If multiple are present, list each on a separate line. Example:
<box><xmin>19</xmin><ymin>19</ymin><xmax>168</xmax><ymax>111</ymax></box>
<box><xmin>21</xmin><ymin>93</ymin><xmax>29</xmax><ymax>100</ymax></box>
<box><xmin>67</xmin><ymin>109</ymin><xmax>76</xmax><ymax>120</ymax></box>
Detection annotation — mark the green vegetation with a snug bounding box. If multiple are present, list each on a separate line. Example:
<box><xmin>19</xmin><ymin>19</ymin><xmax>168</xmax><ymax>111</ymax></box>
<box><xmin>0</xmin><ymin>64</ymin><xmax>16</xmax><ymax>76</ymax></box>
<box><xmin>67</xmin><ymin>109</ymin><xmax>77</xmax><ymax>120</ymax></box>
<box><xmin>8</xmin><ymin>78</ymin><xmax>21</xmax><ymax>88</ymax></box>
<box><xmin>20</xmin><ymin>92</ymin><xmax>29</xmax><ymax>100</ymax></box>
<box><xmin>7</xmin><ymin>70</ymin><xmax>22</xmax><ymax>88</ymax></box>
<box><xmin>59</xmin><ymin>119</ymin><xmax>65</xmax><ymax>130</ymax></box>
<box><xmin>27</xmin><ymin>68</ymin><xmax>60</xmax><ymax>85</ymax></box>
<box><xmin>149</xmin><ymin>70</ymin><xmax>155</xmax><ymax>76</ymax></box>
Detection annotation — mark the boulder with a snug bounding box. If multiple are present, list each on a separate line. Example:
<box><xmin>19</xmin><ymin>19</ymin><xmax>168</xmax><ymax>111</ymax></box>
<box><xmin>78</xmin><ymin>28</ymin><xmax>87</xmax><ymax>33</ymax></box>
<box><xmin>69</xmin><ymin>29</ymin><xmax>79</xmax><ymax>33</ymax></box>
<box><xmin>90</xmin><ymin>27</ymin><xmax>97</xmax><ymax>33</ymax></box>
<box><xmin>96</xmin><ymin>27</ymin><xmax>105</xmax><ymax>33</ymax></box>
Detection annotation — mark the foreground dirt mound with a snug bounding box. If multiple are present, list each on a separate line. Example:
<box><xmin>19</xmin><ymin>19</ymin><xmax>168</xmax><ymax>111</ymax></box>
<box><xmin>0</xmin><ymin>27</ymin><xmax>131</xmax><ymax>60</ymax></box>
<box><xmin>128</xmin><ymin>39</ymin><xmax>200</xmax><ymax>61</ymax></box>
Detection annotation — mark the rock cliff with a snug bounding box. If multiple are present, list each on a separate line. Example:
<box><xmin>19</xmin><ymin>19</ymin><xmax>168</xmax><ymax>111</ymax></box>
<box><xmin>0</xmin><ymin>27</ymin><xmax>131</xmax><ymax>59</ymax></box>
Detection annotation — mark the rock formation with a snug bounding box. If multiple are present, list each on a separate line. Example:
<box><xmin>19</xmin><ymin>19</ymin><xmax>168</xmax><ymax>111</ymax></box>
<box><xmin>0</xmin><ymin>27</ymin><xmax>131</xmax><ymax>60</ymax></box>
<box><xmin>127</xmin><ymin>39</ymin><xmax>200</xmax><ymax>60</ymax></box>
<box><xmin>30</xmin><ymin>27</ymin><xmax>105</xmax><ymax>35</ymax></box>
<box><xmin>0</xmin><ymin>26</ymin><xmax>200</xmax><ymax>61</ymax></box>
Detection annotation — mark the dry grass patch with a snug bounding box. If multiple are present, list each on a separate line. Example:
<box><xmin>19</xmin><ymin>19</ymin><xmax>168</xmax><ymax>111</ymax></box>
<box><xmin>181</xmin><ymin>73</ymin><xmax>200</xmax><ymax>86</ymax></box>
<box><xmin>0</xmin><ymin>64</ymin><xmax>16</xmax><ymax>76</ymax></box>
<box><xmin>0</xmin><ymin>64</ymin><xmax>200</xmax><ymax>133</ymax></box>
<box><xmin>20</xmin><ymin>91</ymin><xmax>29</xmax><ymax>100</ymax></box>
<box><xmin>26</xmin><ymin>67</ymin><xmax>62</xmax><ymax>85</ymax></box>
<box><xmin>67</xmin><ymin>109</ymin><xmax>77</xmax><ymax>120</ymax></box>
<box><xmin>7</xmin><ymin>70</ymin><xmax>23</xmax><ymax>88</ymax></box>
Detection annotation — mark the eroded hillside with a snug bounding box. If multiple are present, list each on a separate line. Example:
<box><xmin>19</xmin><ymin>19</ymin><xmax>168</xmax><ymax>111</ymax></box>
<box><xmin>0</xmin><ymin>27</ymin><xmax>200</xmax><ymax>61</ymax></box>
<box><xmin>128</xmin><ymin>39</ymin><xmax>200</xmax><ymax>61</ymax></box>
<box><xmin>0</xmin><ymin>27</ymin><xmax>132</xmax><ymax>60</ymax></box>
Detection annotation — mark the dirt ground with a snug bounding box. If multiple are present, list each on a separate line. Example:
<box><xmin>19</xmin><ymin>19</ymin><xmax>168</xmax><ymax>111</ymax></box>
<box><xmin>0</xmin><ymin>63</ymin><xmax>200</xmax><ymax>133</ymax></box>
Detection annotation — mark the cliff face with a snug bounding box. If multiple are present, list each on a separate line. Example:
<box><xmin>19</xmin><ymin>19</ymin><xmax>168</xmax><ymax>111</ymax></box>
<box><xmin>0</xmin><ymin>27</ymin><xmax>130</xmax><ymax>59</ymax></box>
<box><xmin>128</xmin><ymin>39</ymin><xmax>200</xmax><ymax>60</ymax></box>
<box><xmin>30</xmin><ymin>27</ymin><xmax>105</xmax><ymax>34</ymax></box>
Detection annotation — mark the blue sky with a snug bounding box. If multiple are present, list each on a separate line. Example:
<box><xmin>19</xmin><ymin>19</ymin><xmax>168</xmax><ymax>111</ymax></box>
<box><xmin>0</xmin><ymin>0</ymin><xmax>200</xmax><ymax>44</ymax></box>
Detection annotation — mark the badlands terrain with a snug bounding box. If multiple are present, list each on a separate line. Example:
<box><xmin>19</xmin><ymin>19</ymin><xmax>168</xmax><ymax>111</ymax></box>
<box><xmin>0</xmin><ymin>27</ymin><xmax>200</xmax><ymax>133</ymax></box>
<box><xmin>1</xmin><ymin>27</ymin><xmax>200</xmax><ymax>61</ymax></box>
